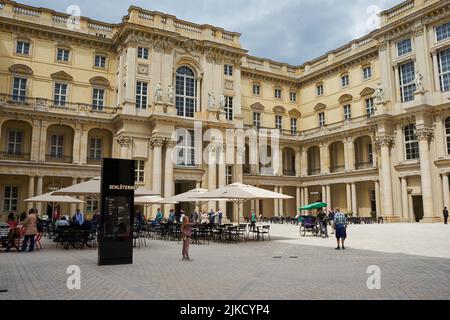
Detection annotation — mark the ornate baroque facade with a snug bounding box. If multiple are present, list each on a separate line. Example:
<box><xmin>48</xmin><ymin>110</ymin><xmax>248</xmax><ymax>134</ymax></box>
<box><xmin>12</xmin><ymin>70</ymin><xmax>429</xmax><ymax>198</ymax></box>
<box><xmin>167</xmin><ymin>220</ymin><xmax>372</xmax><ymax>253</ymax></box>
<box><xmin>0</xmin><ymin>0</ymin><xmax>449</xmax><ymax>222</ymax></box>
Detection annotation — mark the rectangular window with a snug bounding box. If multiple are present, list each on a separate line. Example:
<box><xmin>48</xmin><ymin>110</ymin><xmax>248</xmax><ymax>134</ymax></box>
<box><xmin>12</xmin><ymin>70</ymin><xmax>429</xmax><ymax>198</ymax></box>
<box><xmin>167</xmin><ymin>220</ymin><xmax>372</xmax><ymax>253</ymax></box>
<box><xmin>290</xmin><ymin>92</ymin><xmax>297</xmax><ymax>102</ymax></box>
<box><xmin>368</xmin><ymin>144</ymin><xmax>373</xmax><ymax>164</ymax></box>
<box><xmin>86</xmin><ymin>197</ymin><xmax>99</xmax><ymax>212</ymax></box>
<box><xmin>275</xmin><ymin>115</ymin><xmax>282</xmax><ymax>130</ymax></box>
<box><xmin>405</xmin><ymin>125</ymin><xmax>420</xmax><ymax>160</ymax></box>
<box><xmin>54</xmin><ymin>83</ymin><xmax>68</xmax><ymax>107</ymax></box>
<box><xmin>94</xmin><ymin>55</ymin><xmax>106</xmax><ymax>68</ymax></box>
<box><xmin>92</xmin><ymin>88</ymin><xmax>105</xmax><ymax>111</ymax></box>
<box><xmin>341</xmin><ymin>75</ymin><xmax>349</xmax><ymax>87</ymax></box>
<box><xmin>290</xmin><ymin>118</ymin><xmax>297</xmax><ymax>134</ymax></box>
<box><xmin>16</xmin><ymin>41</ymin><xmax>30</xmax><ymax>55</ymax></box>
<box><xmin>176</xmin><ymin>130</ymin><xmax>195</xmax><ymax>167</ymax></box>
<box><xmin>225</xmin><ymin>96</ymin><xmax>233</xmax><ymax>121</ymax></box>
<box><xmin>253</xmin><ymin>112</ymin><xmax>261</xmax><ymax>128</ymax></box>
<box><xmin>224</xmin><ymin>64</ymin><xmax>233</xmax><ymax>76</ymax></box>
<box><xmin>399</xmin><ymin>62</ymin><xmax>416</xmax><ymax>103</ymax></box>
<box><xmin>89</xmin><ymin>138</ymin><xmax>102</xmax><ymax>160</ymax></box>
<box><xmin>253</xmin><ymin>84</ymin><xmax>260</xmax><ymax>96</ymax></box>
<box><xmin>50</xmin><ymin>135</ymin><xmax>64</xmax><ymax>158</ymax></box>
<box><xmin>363</xmin><ymin>66</ymin><xmax>372</xmax><ymax>80</ymax></box>
<box><xmin>436</xmin><ymin>22</ymin><xmax>450</xmax><ymax>42</ymax></box>
<box><xmin>7</xmin><ymin>130</ymin><xmax>23</xmax><ymax>155</ymax></box>
<box><xmin>4</xmin><ymin>186</ymin><xmax>18</xmax><ymax>212</ymax></box>
<box><xmin>226</xmin><ymin>166</ymin><xmax>233</xmax><ymax>185</ymax></box>
<box><xmin>135</xmin><ymin>160</ymin><xmax>145</xmax><ymax>183</ymax></box>
<box><xmin>366</xmin><ymin>98</ymin><xmax>375</xmax><ymax>118</ymax></box>
<box><xmin>12</xmin><ymin>77</ymin><xmax>27</xmax><ymax>101</ymax></box>
<box><xmin>137</xmin><ymin>47</ymin><xmax>149</xmax><ymax>59</ymax></box>
<box><xmin>57</xmin><ymin>48</ymin><xmax>70</xmax><ymax>62</ymax></box>
<box><xmin>343</xmin><ymin>104</ymin><xmax>351</xmax><ymax>121</ymax></box>
<box><xmin>136</xmin><ymin>81</ymin><xmax>148</xmax><ymax>109</ymax></box>
<box><xmin>397</xmin><ymin>38</ymin><xmax>412</xmax><ymax>57</ymax></box>
<box><xmin>318</xmin><ymin>112</ymin><xmax>325</xmax><ymax>127</ymax></box>
<box><xmin>438</xmin><ymin>48</ymin><xmax>450</xmax><ymax>92</ymax></box>
<box><xmin>275</xmin><ymin>88</ymin><xmax>282</xmax><ymax>99</ymax></box>
<box><xmin>317</xmin><ymin>84</ymin><xmax>324</xmax><ymax>96</ymax></box>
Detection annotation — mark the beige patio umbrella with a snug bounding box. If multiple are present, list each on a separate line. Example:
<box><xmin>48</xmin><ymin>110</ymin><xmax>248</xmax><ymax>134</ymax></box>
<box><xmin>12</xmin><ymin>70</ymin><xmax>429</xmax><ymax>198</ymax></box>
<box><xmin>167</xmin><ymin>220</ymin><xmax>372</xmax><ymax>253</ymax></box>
<box><xmin>192</xmin><ymin>183</ymin><xmax>293</xmax><ymax>224</ymax></box>
<box><xmin>25</xmin><ymin>192</ymin><xmax>84</xmax><ymax>221</ymax></box>
<box><xmin>135</xmin><ymin>196</ymin><xmax>178</xmax><ymax>220</ymax></box>
<box><xmin>53</xmin><ymin>177</ymin><xmax>159</xmax><ymax>199</ymax></box>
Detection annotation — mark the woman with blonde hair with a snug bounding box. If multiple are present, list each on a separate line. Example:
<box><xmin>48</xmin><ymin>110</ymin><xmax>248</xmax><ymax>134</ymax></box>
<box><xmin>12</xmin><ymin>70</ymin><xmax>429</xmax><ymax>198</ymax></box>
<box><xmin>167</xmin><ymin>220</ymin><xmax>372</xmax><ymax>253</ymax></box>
<box><xmin>181</xmin><ymin>216</ymin><xmax>194</xmax><ymax>261</ymax></box>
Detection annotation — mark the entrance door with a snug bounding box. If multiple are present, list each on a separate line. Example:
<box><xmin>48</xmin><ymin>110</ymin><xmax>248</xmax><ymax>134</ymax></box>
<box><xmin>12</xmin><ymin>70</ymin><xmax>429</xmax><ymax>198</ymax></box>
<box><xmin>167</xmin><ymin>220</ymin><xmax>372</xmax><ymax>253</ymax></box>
<box><xmin>412</xmin><ymin>196</ymin><xmax>424</xmax><ymax>222</ymax></box>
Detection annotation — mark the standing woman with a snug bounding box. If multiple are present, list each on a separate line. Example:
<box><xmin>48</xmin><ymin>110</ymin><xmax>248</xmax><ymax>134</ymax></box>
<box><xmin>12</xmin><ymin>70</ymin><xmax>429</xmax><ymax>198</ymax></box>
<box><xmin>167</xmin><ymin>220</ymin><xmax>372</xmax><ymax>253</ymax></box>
<box><xmin>21</xmin><ymin>208</ymin><xmax>38</xmax><ymax>252</ymax></box>
<box><xmin>181</xmin><ymin>216</ymin><xmax>194</xmax><ymax>261</ymax></box>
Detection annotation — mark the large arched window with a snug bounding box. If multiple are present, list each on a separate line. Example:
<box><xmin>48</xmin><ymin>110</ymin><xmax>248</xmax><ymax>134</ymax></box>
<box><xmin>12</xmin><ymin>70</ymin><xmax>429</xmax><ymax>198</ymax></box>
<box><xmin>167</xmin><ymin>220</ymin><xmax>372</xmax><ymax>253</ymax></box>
<box><xmin>445</xmin><ymin>117</ymin><xmax>450</xmax><ymax>155</ymax></box>
<box><xmin>175</xmin><ymin>66</ymin><xmax>197</xmax><ymax>118</ymax></box>
<box><xmin>404</xmin><ymin>124</ymin><xmax>419</xmax><ymax>160</ymax></box>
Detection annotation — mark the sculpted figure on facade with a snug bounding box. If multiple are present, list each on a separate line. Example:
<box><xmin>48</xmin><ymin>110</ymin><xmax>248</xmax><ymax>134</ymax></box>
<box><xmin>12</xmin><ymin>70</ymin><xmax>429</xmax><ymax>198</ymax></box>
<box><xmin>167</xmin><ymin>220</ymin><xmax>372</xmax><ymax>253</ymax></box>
<box><xmin>414</xmin><ymin>71</ymin><xmax>424</xmax><ymax>93</ymax></box>
<box><xmin>219</xmin><ymin>94</ymin><xmax>226</xmax><ymax>111</ymax></box>
<box><xmin>373</xmin><ymin>86</ymin><xmax>384</xmax><ymax>104</ymax></box>
<box><xmin>155</xmin><ymin>82</ymin><xmax>163</xmax><ymax>102</ymax></box>
<box><xmin>208</xmin><ymin>91</ymin><xmax>216</xmax><ymax>111</ymax></box>
<box><xmin>167</xmin><ymin>84</ymin><xmax>175</xmax><ymax>104</ymax></box>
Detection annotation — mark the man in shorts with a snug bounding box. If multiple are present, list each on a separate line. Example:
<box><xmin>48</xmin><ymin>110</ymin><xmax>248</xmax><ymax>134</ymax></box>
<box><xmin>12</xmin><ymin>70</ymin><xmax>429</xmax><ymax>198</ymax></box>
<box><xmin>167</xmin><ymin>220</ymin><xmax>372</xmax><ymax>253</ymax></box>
<box><xmin>333</xmin><ymin>208</ymin><xmax>347</xmax><ymax>250</ymax></box>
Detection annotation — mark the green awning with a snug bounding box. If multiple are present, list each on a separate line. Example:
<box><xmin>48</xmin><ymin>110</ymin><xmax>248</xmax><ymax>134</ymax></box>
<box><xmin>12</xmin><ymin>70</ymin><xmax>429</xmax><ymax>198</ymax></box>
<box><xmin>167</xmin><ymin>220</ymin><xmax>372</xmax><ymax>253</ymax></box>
<box><xmin>299</xmin><ymin>202</ymin><xmax>327</xmax><ymax>211</ymax></box>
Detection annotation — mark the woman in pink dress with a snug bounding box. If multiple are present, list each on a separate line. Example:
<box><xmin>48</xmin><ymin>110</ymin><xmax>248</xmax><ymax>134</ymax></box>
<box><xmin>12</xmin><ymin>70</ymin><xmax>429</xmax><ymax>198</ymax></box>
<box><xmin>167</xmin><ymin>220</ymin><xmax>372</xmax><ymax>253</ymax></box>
<box><xmin>181</xmin><ymin>216</ymin><xmax>194</xmax><ymax>261</ymax></box>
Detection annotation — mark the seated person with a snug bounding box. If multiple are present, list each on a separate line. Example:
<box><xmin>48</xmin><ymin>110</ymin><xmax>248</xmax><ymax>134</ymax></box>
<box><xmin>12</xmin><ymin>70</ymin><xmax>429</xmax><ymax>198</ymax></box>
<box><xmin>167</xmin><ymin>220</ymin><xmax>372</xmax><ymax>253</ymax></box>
<box><xmin>55</xmin><ymin>216</ymin><xmax>70</xmax><ymax>230</ymax></box>
<box><xmin>168</xmin><ymin>209</ymin><xmax>175</xmax><ymax>223</ymax></box>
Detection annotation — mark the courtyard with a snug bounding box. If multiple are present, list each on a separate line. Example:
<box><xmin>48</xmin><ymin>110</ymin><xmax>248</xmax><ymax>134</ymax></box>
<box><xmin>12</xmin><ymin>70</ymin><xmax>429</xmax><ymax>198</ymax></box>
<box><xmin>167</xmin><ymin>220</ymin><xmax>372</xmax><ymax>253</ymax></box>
<box><xmin>0</xmin><ymin>223</ymin><xmax>449</xmax><ymax>300</ymax></box>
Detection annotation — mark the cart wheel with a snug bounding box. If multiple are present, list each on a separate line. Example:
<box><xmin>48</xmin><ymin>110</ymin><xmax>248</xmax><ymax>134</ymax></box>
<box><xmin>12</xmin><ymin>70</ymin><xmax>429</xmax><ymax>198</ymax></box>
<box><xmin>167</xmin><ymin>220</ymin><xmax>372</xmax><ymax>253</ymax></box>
<box><xmin>312</xmin><ymin>227</ymin><xmax>319</xmax><ymax>237</ymax></box>
<box><xmin>299</xmin><ymin>226</ymin><xmax>306</xmax><ymax>237</ymax></box>
<box><xmin>321</xmin><ymin>227</ymin><xmax>327</xmax><ymax>238</ymax></box>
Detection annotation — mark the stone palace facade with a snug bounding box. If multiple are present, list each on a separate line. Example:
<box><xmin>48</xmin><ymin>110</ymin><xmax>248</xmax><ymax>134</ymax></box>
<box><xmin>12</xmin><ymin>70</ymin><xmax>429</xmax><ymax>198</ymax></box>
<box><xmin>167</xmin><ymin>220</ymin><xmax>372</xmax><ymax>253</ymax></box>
<box><xmin>0</xmin><ymin>0</ymin><xmax>449</xmax><ymax>222</ymax></box>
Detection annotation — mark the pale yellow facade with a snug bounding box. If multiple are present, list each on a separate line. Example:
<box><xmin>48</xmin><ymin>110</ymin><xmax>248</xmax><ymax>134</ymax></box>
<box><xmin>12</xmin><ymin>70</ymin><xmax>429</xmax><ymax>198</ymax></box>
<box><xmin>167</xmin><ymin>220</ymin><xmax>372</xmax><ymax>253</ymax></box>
<box><xmin>0</xmin><ymin>0</ymin><xmax>449</xmax><ymax>222</ymax></box>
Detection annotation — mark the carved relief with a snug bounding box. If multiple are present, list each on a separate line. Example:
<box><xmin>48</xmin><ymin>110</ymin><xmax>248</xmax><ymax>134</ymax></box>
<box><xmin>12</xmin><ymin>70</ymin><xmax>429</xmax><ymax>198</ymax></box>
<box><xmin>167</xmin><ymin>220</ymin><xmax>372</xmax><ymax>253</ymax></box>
<box><xmin>416</xmin><ymin>128</ymin><xmax>434</xmax><ymax>142</ymax></box>
<box><xmin>150</xmin><ymin>136</ymin><xmax>165</xmax><ymax>148</ymax></box>
<box><xmin>376</xmin><ymin>135</ymin><xmax>395</xmax><ymax>148</ymax></box>
<box><xmin>137</xmin><ymin>63</ymin><xmax>150</xmax><ymax>76</ymax></box>
<box><xmin>117</xmin><ymin>136</ymin><xmax>132</xmax><ymax>148</ymax></box>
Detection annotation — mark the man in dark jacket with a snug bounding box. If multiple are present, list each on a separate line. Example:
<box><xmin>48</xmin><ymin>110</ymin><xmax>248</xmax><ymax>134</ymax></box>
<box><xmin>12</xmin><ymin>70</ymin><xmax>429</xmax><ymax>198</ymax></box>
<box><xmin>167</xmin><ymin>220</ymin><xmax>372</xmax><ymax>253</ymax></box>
<box><xmin>443</xmin><ymin>207</ymin><xmax>449</xmax><ymax>225</ymax></box>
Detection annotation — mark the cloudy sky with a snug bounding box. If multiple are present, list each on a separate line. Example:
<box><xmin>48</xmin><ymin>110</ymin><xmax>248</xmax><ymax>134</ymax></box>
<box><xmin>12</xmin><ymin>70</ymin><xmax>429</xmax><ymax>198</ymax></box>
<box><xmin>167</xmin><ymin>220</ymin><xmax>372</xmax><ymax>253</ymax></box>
<box><xmin>18</xmin><ymin>0</ymin><xmax>404</xmax><ymax>65</ymax></box>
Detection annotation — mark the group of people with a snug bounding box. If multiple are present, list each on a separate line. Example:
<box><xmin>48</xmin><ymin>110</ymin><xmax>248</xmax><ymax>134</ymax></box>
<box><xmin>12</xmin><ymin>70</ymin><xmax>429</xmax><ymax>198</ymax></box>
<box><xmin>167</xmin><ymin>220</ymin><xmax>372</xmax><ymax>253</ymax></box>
<box><xmin>5</xmin><ymin>209</ymin><xmax>42</xmax><ymax>252</ymax></box>
<box><xmin>149</xmin><ymin>208</ymin><xmax>224</xmax><ymax>226</ymax></box>
<box><xmin>53</xmin><ymin>208</ymin><xmax>101</xmax><ymax>231</ymax></box>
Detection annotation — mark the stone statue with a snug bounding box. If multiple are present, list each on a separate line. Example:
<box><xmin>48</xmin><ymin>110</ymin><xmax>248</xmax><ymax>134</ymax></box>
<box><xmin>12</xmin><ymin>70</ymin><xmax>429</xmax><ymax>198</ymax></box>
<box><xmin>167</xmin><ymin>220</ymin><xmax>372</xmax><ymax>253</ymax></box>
<box><xmin>208</xmin><ymin>91</ymin><xmax>216</xmax><ymax>110</ymax></box>
<box><xmin>167</xmin><ymin>84</ymin><xmax>175</xmax><ymax>104</ymax></box>
<box><xmin>373</xmin><ymin>87</ymin><xmax>384</xmax><ymax>104</ymax></box>
<box><xmin>219</xmin><ymin>94</ymin><xmax>226</xmax><ymax>111</ymax></box>
<box><xmin>414</xmin><ymin>71</ymin><xmax>424</xmax><ymax>93</ymax></box>
<box><xmin>155</xmin><ymin>82</ymin><xmax>163</xmax><ymax>102</ymax></box>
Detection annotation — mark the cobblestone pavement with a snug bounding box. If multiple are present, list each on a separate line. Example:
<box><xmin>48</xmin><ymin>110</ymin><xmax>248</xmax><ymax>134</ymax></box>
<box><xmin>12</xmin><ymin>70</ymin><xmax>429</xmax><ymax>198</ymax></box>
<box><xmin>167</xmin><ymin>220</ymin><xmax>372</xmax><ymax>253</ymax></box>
<box><xmin>0</xmin><ymin>224</ymin><xmax>449</xmax><ymax>300</ymax></box>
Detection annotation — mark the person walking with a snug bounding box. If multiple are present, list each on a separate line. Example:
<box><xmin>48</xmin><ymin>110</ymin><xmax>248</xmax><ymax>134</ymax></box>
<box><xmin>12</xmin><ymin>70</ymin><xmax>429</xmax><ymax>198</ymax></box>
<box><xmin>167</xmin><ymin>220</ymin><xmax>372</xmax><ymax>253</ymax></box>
<box><xmin>328</xmin><ymin>210</ymin><xmax>335</xmax><ymax>234</ymax></box>
<box><xmin>181</xmin><ymin>216</ymin><xmax>194</xmax><ymax>261</ymax></box>
<box><xmin>73</xmin><ymin>209</ymin><xmax>84</xmax><ymax>226</ymax></box>
<box><xmin>317</xmin><ymin>209</ymin><xmax>328</xmax><ymax>238</ymax></box>
<box><xmin>443</xmin><ymin>207</ymin><xmax>449</xmax><ymax>225</ymax></box>
<box><xmin>217</xmin><ymin>208</ymin><xmax>223</xmax><ymax>225</ymax></box>
<box><xmin>21</xmin><ymin>208</ymin><xmax>38</xmax><ymax>252</ymax></box>
<box><xmin>191</xmin><ymin>209</ymin><xmax>199</xmax><ymax>224</ymax></box>
<box><xmin>250</xmin><ymin>210</ymin><xmax>257</xmax><ymax>231</ymax></box>
<box><xmin>209</xmin><ymin>209</ymin><xmax>216</xmax><ymax>225</ymax></box>
<box><xmin>333</xmin><ymin>208</ymin><xmax>347</xmax><ymax>250</ymax></box>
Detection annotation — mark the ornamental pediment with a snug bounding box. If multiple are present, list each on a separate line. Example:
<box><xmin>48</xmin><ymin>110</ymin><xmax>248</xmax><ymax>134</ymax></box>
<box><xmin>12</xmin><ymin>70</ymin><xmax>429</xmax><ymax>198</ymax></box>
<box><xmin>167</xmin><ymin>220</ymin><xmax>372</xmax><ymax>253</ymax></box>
<box><xmin>250</xmin><ymin>102</ymin><xmax>265</xmax><ymax>111</ymax></box>
<box><xmin>288</xmin><ymin>109</ymin><xmax>302</xmax><ymax>118</ymax></box>
<box><xmin>338</xmin><ymin>94</ymin><xmax>353</xmax><ymax>104</ymax></box>
<box><xmin>51</xmin><ymin>71</ymin><xmax>73</xmax><ymax>81</ymax></box>
<box><xmin>9</xmin><ymin>64</ymin><xmax>33</xmax><ymax>75</ymax></box>
<box><xmin>89</xmin><ymin>76</ymin><xmax>110</xmax><ymax>87</ymax></box>
<box><xmin>360</xmin><ymin>87</ymin><xmax>375</xmax><ymax>97</ymax></box>
<box><xmin>314</xmin><ymin>103</ymin><xmax>326</xmax><ymax>111</ymax></box>
<box><xmin>272</xmin><ymin>105</ymin><xmax>287</xmax><ymax>114</ymax></box>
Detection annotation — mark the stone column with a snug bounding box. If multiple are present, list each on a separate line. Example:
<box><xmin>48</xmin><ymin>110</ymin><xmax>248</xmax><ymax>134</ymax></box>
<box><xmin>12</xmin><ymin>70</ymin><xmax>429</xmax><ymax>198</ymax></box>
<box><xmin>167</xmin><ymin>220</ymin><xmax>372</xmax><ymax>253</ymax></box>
<box><xmin>351</xmin><ymin>183</ymin><xmax>357</xmax><ymax>215</ymax></box>
<box><xmin>27</xmin><ymin>176</ymin><xmax>35</xmax><ymax>211</ymax></box>
<box><xmin>408</xmin><ymin>193</ymin><xmax>415</xmax><ymax>222</ymax></box>
<box><xmin>416</xmin><ymin>128</ymin><xmax>438</xmax><ymax>222</ymax></box>
<box><xmin>300</xmin><ymin>187</ymin><xmax>305</xmax><ymax>207</ymax></box>
<box><xmin>255</xmin><ymin>199</ymin><xmax>260</xmax><ymax>216</ymax></box>
<box><xmin>442</xmin><ymin>173</ymin><xmax>450</xmax><ymax>211</ymax></box>
<box><xmin>117</xmin><ymin>136</ymin><xmax>132</xmax><ymax>160</ymax></box>
<box><xmin>304</xmin><ymin>187</ymin><xmax>309</xmax><ymax>205</ymax></box>
<box><xmin>301</xmin><ymin>147</ymin><xmax>308</xmax><ymax>177</ymax></box>
<box><xmin>70</xmin><ymin>178</ymin><xmax>78</xmax><ymax>215</ymax></box>
<box><xmin>164</xmin><ymin>139</ymin><xmax>176</xmax><ymax>214</ymax></box>
<box><xmin>435</xmin><ymin>115</ymin><xmax>445</xmax><ymax>158</ymax></box>
<box><xmin>218</xmin><ymin>144</ymin><xmax>227</xmax><ymax>217</ymax></box>
<box><xmin>72</xmin><ymin>125</ymin><xmax>82</xmax><ymax>164</ymax></box>
<box><xmin>35</xmin><ymin>176</ymin><xmax>43</xmax><ymax>214</ymax></box>
<box><xmin>295</xmin><ymin>148</ymin><xmax>301</xmax><ymax>177</ymax></box>
<box><xmin>321</xmin><ymin>185</ymin><xmax>327</xmax><ymax>203</ymax></box>
<box><xmin>79</xmin><ymin>126</ymin><xmax>89</xmax><ymax>165</ymax></box>
<box><xmin>207</xmin><ymin>144</ymin><xmax>217</xmax><ymax>211</ymax></box>
<box><xmin>326</xmin><ymin>185</ymin><xmax>332</xmax><ymax>212</ymax></box>
<box><xmin>279</xmin><ymin>186</ymin><xmax>283</xmax><ymax>216</ymax></box>
<box><xmin>151</xmin><ymin>137</ymin><xmax>165</xmax><ymax>196</ymax></box>
<box><xmin>376</xmin><ymin>135</ymin><xmax>395</xmax><ymax>218</ymax></box>
<box><xmin>38</xmin><ymin>121</ymin><xmax>48</xmax><ymax>162</ymax></box>
<box><xmin>30</xmin><ymin>120</ymin><xmax>40</xmax><ymax>162</ymax></box>
<box><xmin>273</xmin><ymin>186</ymin><xmax>279</xmax><ymax>217</ymax></box>
<box><xmin>375</xmin><ymin>180</ymin><xmax>381</xmax><ymax>218</ymax></box>
<box><xmin>346</xmin><ymin>183</ymin><xmax>352</xmax><ymax>213</ymax></box>
<box><xmin>345</xmin><ymin>137</ymin><xmax>355</xmax><ymax>171</ymax></box>
<box><xmin>401</xmin><ymin>177</ymin><xmax>409</xmax><ymax>221</ymax></box>
<box><xmin>320</xmin><ymin>142</ymin><xmax>330</xmax><ymax>174</ymax></box>
<box><xmin>296</xmin><ymin>187</ymin><xmax>301</xmax><ymax>214</ymax></box>
<box><xmin>371</xmin><ymin>136</ymin><xmax>378</xmax><ymax>169</ymax></box>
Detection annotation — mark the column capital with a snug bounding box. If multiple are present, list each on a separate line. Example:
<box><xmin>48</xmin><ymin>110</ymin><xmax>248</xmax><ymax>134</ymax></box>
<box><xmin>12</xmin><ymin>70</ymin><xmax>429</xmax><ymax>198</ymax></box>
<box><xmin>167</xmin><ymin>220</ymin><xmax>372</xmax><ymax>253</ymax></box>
<box><xmin>416</xmin><ymin>128</ymin><xmax>434</xmax><ymax>142</ymax></box>
<box><xmin>117</xmin><ymin>136</ymin><xmax>132</xmax><ymax>148</ymax></box>
<box><xmin>375</xmin><ymin>134</ymin><xmax>395</xmax><ymax>147</ymax></box>
<box><xmin>150</xmin><ymin>136</ymin><xmax>165</xmax><ymax>148</ymax></box>
<box><xmin>164</xmin><ymin>138</ymin><xmax>177</xmax><ymax>149</ymax></box>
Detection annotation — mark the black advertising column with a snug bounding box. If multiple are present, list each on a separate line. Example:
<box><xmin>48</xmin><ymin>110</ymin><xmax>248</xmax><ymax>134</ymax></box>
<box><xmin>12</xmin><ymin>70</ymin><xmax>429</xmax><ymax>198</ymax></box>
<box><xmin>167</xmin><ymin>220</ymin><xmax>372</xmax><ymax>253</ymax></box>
<box><xmin>98</xmin><ymin>158</ymin><xmax>135</xmax><ymax>266</ymax></box>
